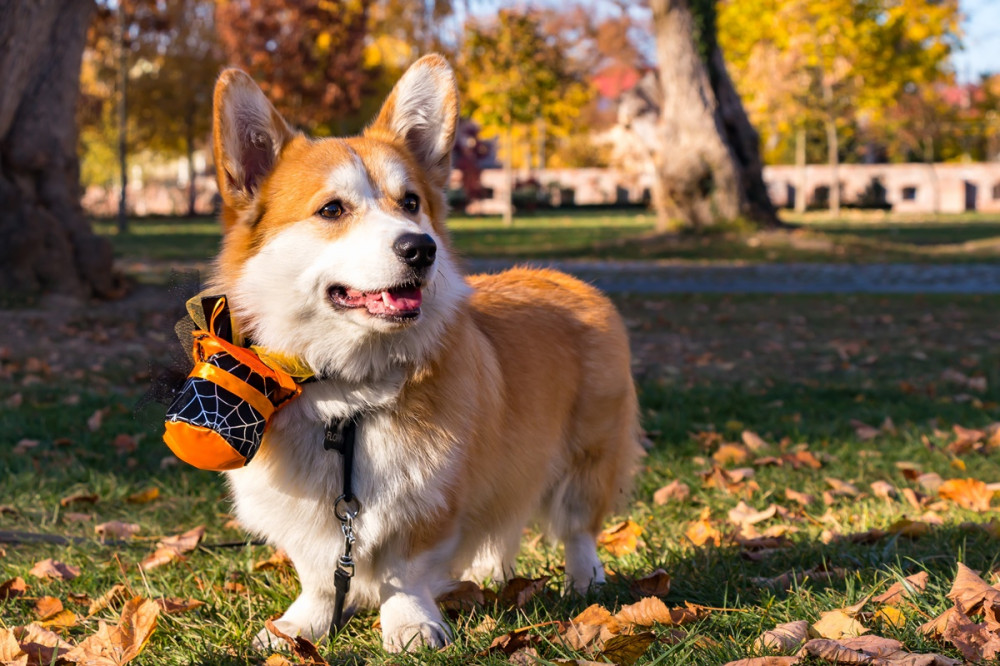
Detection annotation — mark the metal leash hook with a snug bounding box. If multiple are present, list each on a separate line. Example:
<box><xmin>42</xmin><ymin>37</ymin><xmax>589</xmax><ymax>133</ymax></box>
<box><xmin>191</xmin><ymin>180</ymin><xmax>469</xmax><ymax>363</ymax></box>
<box><xmin>330</xmin><ymin>493</ymin><xmax>360</xmax><ymax>635</ymax></box>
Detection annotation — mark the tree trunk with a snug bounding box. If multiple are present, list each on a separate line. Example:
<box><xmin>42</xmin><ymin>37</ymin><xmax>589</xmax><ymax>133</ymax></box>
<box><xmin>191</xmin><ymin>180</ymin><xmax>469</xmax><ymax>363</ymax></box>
<box><xmin>116</xmin><ymin>0</ymin><xmax>128</xmax><ymax>233</ymax></box>
<box><xmin>186</xmin><ymin>108</ymin><xmax>197</xmax><ymax>217</ymax></box>
<box><xmin>649</xmin><ymin>0</ymin><xmax>778</xmax><ymax>230</ymax></box>
<box><xmin>0</xmin><ymin>0</ymin><xmax>119</xmax><ymax>300</ymax></box>
<box><xmin>825</xmin><ymin>116</ymin><xmax>840</xmax><ymax>216</ymax></box>
<box><xmin>794</xmin><ymin>127</ymin><xmax>807</xmax><ymax>214</ymax></box>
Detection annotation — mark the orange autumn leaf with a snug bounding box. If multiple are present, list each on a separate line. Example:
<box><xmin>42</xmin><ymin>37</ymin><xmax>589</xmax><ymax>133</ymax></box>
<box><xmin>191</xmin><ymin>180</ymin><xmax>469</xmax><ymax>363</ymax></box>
<box><xmin>685</xmin><ymin>509</ymin><xmax>723</xmax><ymax>547</ymax></box>
<box><xmin>614</xmin><ymin>597</ymin><xmax>704</xmax><ymax>627</ymax></box>
<box><xmin>939</xmin><ymin>478</ymin><xmax>994</xmax><ymax>512</ymax></box>
<box><xmin>65</xmin><ymin>597</ymin><xmax>159</xmax><ymax>665</ymax></box>
<box><xmin>597</xmin><ymin>520</ymin><xmax>643</xmax><ymax>557</ymax></box>
<box><xmin>29</xmin><ymin>559</ymin><xmax>80</xmax><ymax>581</ymax></box>
<box><xmin>155</xmin><ymin>597</ymin><xmax>206</xmax><ymax>615</ymax></box>
<box><xmin>34</xmin><ymin>596</ymin><xmax>63</xmax><ymax>621</ymax></box>
<box><xmin>873</xmin><ymin>571</ymin><xmax>929</xmax><ymax>605</ymax></box>
<box><xmin>125</xmin><ymin>488</ymin><xmax>159</xmax><ymax>504</ymax></box>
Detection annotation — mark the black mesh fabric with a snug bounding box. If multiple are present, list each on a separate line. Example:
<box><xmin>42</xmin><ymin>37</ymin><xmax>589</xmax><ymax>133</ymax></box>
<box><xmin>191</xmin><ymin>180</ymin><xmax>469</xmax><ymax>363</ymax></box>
<box><xmin>164</xmin><ymin>351</ymin><xmax>284</xmax><ymax>462</ymax></box>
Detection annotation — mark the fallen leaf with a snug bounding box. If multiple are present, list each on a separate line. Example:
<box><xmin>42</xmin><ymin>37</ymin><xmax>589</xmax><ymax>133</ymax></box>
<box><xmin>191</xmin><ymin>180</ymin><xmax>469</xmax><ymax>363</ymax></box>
<box><xmin>253</xmin><ymin>548</ymin><xmax>293</xmax><ymax>572</ymax></box>
<box><xmin>685</xmin><ymin>510</ymin><xmax>723</xmax><ymax>547</ymax></box>
<box><xmin>65</xmin><ymin>597</ymin><xmax>159</xmax><ymax>665</ymax></box>
<box><xmin>89</xmin><ymin>584</ymin><xmax>130</xmax><ymax>616</ymax></box>
<box><xmin>437</xmin><ymin>580</ymin><xmax>485</xmax><ymax>612</ymax></box>
<box><xmin>222</xmin><ymin>580</ymin><xmax>247</xmax><ymax>594</ymax></box>
<box><xmin>916</xmin><ymin>473</ymin><xmax>943</xmax><ymax>493</ymax></box>
<box><xmin>0</xmin><ymin>628</ymin><xmax>24</xmax><ymax>664</ymax></box>
<box><xmin>498</xmin><ymin>576</ymin><xmax>550</xmax><ymax>609</ymax></box>
<box><xmin>875</xmin><ymin>605</ymin><xmax>905</xmax><ymax>629</ymax></box>
<box><xmin>632</xmin><ymin>569</ymin><xmax>671</xmax><ymax>597</ymax></box>
<box><xmin>754</xmin><ymin>620</ymin><xmax>809</xmax><ymax>653</ymax></box>
<box><xmin>155</xmin><ymin>597</ymin><xmax>205</xmax><ymax>614</ymax></box>
<box><xmin>801</xmin><ymin>635</ymin><xmax>899</xmax><ymax>662</ymax></box>
<box><xmin>597</xmin><ymin>520</ymin><xmax>643</xmax><ymax>557</ymax></box>
<box><xmin>39</xmin><ymin>609</ymin><xmax>77</xmax><ymax>629</ymax></box>
<box><xmin>851</xmin><ymin>420</ymin><xmax>881</xmax><ymax>441</ymax></box>
<box><xmin>35</xmin><ymin>597</ymin><xmax>63</xmax><ymax>620</ymax></box>
<box><xmin>125</xmin><ymin>488</ymin><xmax>160</xmax><ymax>504</ymax></box>
<box><xmin>752</xmin><ymin>566</ymin><xmax>846</xmax><ymax>589</ymax></box>
<box><xmin>714</xmin><ymin>443</ymin><xmax>749</xmax><ymax>466</ymax></box>
<box><xmin>508</xmin><ymin>647</ymin><xmax>540</xmax><ymax>665</ymax></box>
<box><xmin>29</xmin><ymin>558</ymin><xmax>80</xmax><ymax>581</ymax></box>
<box><xmin>64</xmin><ymin>512</ymin><xmax>94</xmax><ymax>523</ymax></box>
<box><xmin>13</xmin><ymin>438</ymin><xmax>38</xmax><ymax>455</ymax></box>
<box><xmin>723</xmin><ymin>659</ymin><xmax>801</xmax><ymax>666</ymax></box>
<box><xmin>95</xmin><ymin>521</ymin><xmax>141</xmax><ymax>540</ymax></box>
<box><xmin>112</xmin><ymin>434</ymin><xmax>137</xmax><ymax>455</ymax></box>
<box><xmin>939</xmin><ymin>606</ymin><xmax>1000</xmax><ymax>662</ymax></box>
<box><xmin>870</xmin><ymin>480</ymin><xmax>896</xmax><ymax>500</ymax></box>
<box><xmin>157</xmin><ymin>525</ymin><xmax>205</xmax><ymax>554</ymax></box>
<box><xmin>728</xmin><ymin>501</ymin><xmax>777</xmax><ymax>528</ymax></box>
<box><xmin>946</xmin><ymin>562</ymin><xmax>1000</xmax><ymax>614</ymax></box>
<box><xmin>87</xmin><ymin>408</ymin><xmax>108</xmax><ymax>432</ymax></box>
<box><xmin>653</xmin><ymin>480</ymin><xmax>689</xmax><ymax>505</ymax></box>
<box><xmin>614</xmin><ymin>597</ymin><xmax>703</xmax><ymax>627</ymax></box>
<box><xmin>11</xmin><ymin>623</ymin><xmax>73</xmax><ymax>665</ymax></box>
<box><xmin>825</xmin><ymin>477</ymin><xmax>860</xmax><ymax>496</ymax></box>
<box><xmin>873</xmin><ymin>571</ymin><xmax>929</xmax><ymax>605</ymax></box>
<box><xmin>483</xmin><ymin>629</ymin><xmax>539</xmax><ymax>657</ymax></box>
<box><xmin>597</xmin><ymin>632</ymin><xmax>655</xmax><ymax>666</ymax></box>
<box><xmin>263</xmin><ymin>619</ymin><xmax>328</xmax><ymax>665</ymax></box>
<box><xmin>742</xmin><ymin>430</ymin><xmax>770</xmax><ymax>452</ymax></box>
<box><xmin>59</xmin><ymin>490</ymin><xmax>98</xmax><ymax>507</ymax></box>
<box><xmin>784</xmin><ymin>488</ymin><xmax>815</xmax><ymax>506</ymax></box>
<box><xmin>939</xmin><ymin>478</ymin><xmax>993</xmax><ymax>512</ymax></box>
<box><xmin>263</xmin><ymin>655</ymin><xmax>294</xmax><ymax>666</ymax></box>
<box><xmin>139</xmin><ymin>548</ymin><xmax>179</xmax><ymax>571</ymax></box>
<box><xmin>811</xmin><ymin>606</ymin><xmax>869</xmax><ymax>640</ymax></box>
<box><xmin>0</xmin><ymin>576</ymin><xmax>28</xmax><ymax>600</ymax></box>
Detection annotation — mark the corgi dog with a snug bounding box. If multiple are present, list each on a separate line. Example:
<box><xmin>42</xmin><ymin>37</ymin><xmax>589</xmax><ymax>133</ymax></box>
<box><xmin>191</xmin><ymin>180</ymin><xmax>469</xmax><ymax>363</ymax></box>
<box><xmin>210</xmin><ymin>54</ymin><xmax>641</xmax><ymax>652</ymax></box>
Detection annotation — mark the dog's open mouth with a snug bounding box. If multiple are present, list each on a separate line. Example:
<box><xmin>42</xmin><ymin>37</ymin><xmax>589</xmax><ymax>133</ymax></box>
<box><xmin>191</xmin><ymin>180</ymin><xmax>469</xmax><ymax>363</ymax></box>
<box><xmin>327</xmin><ymin>282</ymin><xmax>423</xmax><ymax>320</ymax></box>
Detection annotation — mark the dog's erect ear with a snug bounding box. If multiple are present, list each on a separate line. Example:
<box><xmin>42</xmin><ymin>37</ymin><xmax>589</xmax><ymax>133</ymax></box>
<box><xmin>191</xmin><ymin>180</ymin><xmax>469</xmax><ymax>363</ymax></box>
<box><xmin>212</xmin><ymin>69</ymin><xmax>295</xmax><ymax>211</ymax></box>
<box><xmin>367</xmin><ymin>54</ymin><xmax>459</xmax><ymax>189</ymax></box>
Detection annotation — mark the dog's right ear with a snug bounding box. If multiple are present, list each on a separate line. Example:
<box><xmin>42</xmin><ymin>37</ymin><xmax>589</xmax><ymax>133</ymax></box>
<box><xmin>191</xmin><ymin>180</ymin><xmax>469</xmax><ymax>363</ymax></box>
<box><xmin>213</xmin><ymin>69</ymin><xmax>294</xmax><ymax>212</ymax></box>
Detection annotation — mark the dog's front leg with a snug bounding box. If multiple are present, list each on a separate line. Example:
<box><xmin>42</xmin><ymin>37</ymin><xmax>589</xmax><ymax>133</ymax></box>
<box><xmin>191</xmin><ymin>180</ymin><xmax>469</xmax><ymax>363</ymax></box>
<box><xmin>377</xmin><ymin>539</ymin><xmax>455</xmax><ymax>652</ymax></box>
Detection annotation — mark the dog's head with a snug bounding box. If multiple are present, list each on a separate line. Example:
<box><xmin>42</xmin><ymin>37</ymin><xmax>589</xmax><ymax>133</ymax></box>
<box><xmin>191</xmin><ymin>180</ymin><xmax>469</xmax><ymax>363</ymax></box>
<box><xmin>211</xmin><ymin>55</ymin><xmax>468</xmax><ymax>382</ymax></box>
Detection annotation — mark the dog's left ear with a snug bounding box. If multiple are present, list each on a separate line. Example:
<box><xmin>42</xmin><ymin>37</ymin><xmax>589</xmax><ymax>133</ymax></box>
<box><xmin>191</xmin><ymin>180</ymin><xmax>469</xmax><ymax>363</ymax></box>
<box><xmin>367</xmin><ymin>54</ymin><xmax>459</xmax><ymax>189</ymax></box>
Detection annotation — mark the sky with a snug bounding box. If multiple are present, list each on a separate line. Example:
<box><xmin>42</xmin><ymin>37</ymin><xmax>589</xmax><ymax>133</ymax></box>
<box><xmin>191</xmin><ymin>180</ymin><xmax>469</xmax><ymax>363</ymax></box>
<box><xmin>955</xmin><ymin>0</ymin><xmax>1000</xmax><ymax>81</ymax></box>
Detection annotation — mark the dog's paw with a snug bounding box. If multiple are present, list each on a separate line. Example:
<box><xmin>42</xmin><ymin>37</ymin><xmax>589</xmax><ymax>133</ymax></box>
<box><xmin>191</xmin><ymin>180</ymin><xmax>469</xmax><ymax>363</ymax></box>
<box><xmin>381</xmin><ymin>621</ymin><xmax>451</xmax><ymax>653</ymax></box>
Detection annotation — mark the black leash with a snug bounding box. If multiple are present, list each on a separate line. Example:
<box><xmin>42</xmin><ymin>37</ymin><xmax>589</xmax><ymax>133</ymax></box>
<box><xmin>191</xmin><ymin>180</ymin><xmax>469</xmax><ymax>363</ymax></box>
<box><xmin>324</xmin><ymin>414</ymin><xmax>360</xmax><ymax>636</ymax></box>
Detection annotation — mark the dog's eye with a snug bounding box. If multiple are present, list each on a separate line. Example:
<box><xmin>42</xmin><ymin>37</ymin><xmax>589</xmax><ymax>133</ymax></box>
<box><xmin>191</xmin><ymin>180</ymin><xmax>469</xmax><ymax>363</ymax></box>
<box><xmin>401</xmin><ymin>192</ymin><xmax>420</xmax><ymax>214</ymax></box>
<box><xmin>318</xmin><ymin>200</ymin><xmax>344</xmax><ymax>220</ymax></box>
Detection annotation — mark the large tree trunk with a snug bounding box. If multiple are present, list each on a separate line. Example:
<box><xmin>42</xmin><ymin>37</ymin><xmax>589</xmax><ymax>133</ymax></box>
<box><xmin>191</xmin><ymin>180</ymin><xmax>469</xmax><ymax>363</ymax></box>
<box><xmin>0</xmin><ymin>0</ymin><xmax>118</xmax><ymax>300</ymax></box>
<box><xmin>794</xmin><ymin>127</ymin><xmax>807</xmax><ymax>214</ymax></box>
<box><xmin>650</xmin><ymin>0</ymin><xmax>778</xmax><ymax>230</ymax></box>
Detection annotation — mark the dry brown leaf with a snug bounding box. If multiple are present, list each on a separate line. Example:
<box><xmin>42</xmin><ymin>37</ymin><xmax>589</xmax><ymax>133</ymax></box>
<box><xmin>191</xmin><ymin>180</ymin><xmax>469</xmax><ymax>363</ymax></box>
<box><xmin>873</xmin><ymin>571</ymin><xmax>929</xmax><ymax>605</ymax></box>
<box><xmin>155</xmin><ymin>597</ymin><xmax>205</xmax><ymax>614</ymax></box>
<box><xmin>125</xmin><ymin>488</ymin><xmax>159</xmax><ymax>504</ymax></box>
<box><xmin>946</xmin><ymin>562</ymin><xmax>1000</xmax><ymax>614</ymax></box>
<box><xmin>825</xmin><ymin>477</ymin><xmax>860</xmax><ymax>496</ymax></box>
<box><xmin>253</xmin><ymin>548</ymin><xmax>293</xmax><ymax>572</ymax></box>
<box><xmin>653</xmin><ymin>480</ymin><xmax>689</xmax><ymax>505</ymax></box>
<box><xmin>560</xmin><ymin>621</ymin><xmax>605</xmax><ymax>652</ymax></box>
<box><xmin>573</xmin><ymin>604</ymin><xmax>620</xmax><ymax>632</ymax></box>
<box><xmin>34</xmin><ymin>596</ymin><xmax>64</xmax><ymax>620</ymax></box>
<box><xmin>0</xmin><ymin>628</ymin><xmax>25</xmax><ymax>665</ymax></box>
<box><xmin>870</xmin><ymin>480</ymin><xmax>896</xmax><ymax>500</ymax></box>
<box><xmin>263</xmin><ymin>655</ymin><xmax>294</xmax><ymax>666</ymax></box>
<box><xmin>437</xmin><ymin>580</ymin><xmax>485</xmax><ymax>612</ymax></box>
<box><xmin>597</xmin><ymin>520</ymin><xmax>643</xmax><ymax>557</ymax></box>
<box><xmin>13</xmin><ymin>438</ymin><xmax>39</xmax><ymax>455</ymax></box>
<box><xmin>851</xmin><ymin>420</ymin><xmax>881</xmax><ymax>441</ymax></box>
<box><xmin>787</xmin><ymin>450</ymin><xmax>823</xmax><ymax>470</ymax></box>
<box><xmin>65</xmin><ymin>597</ymin><xmax>159</xmax><ymax>665</ymax></box>
<box><xmin>728</xmin><ymin>501</ymin><xmax>777</xmax><ymax>528</ymax></box>
<box><xmin>508</xmin><ymin>647</ymin><xmax>540</xmax><ymax>665</ymax></box>
<box><xmin>801</xmin><ymin>635</ymin><xmax>901</xmax><ymax>662</ymax></box>
<box><xmin>95</xmin><ymin>521</ymin><xmax>140</xmax><ymax>540</ymax></box>
<box><xmin>139</xmin><ymin>547</ymin><xmax>179</xmax><ymax>571</ymax></box>
<box><xmin>938</xmin><ymin>606</ymin><xmax>1000</xmax><ymax>662</ymax></box>
<box><xmin>784</xmin><ymin>488</ymin><xmax>815</xmax><ymax>506</ymax></box>
<box><xmin>29</xmin><ymin>558</ymin><xmax>80</xmax><ymax>581</ymax></box>
<box><xmin>754</xmin><ymin>620</ymin><xmax>809</xmax><ymax>653</ymax></box>
<box><xmin>0</xmin><ymin>576</ymin><xmax>28</xmax><ymax>600</ymax></box>
<box><xmin>614</xmin><ymin>597</ymin><xmax>703</xmax><ymax>627</ymax></box>
<box><xmin>632</xmin><ymin>569</ymin><xmax>671</xmax><ymax>597</ymax></box>
<box><xmin>39</xmin><ymin>609</ymin><xmax>77</xmax><ymax>629</ymax></box>
<box><xmin>723</xmin><ymin>659</ymin><xmax>801</xmax><ymax>666</ymax></box>
<box><xmin>752</xmin><ymin>566</ymin><xmax>846</xmax><ymax>589</ymax></box>
<box><xmin>714</xmin><ymin>443</ymin><xmax>750</xmax><ymax>466</ymax></box>
<box><xmin>87</xmin><ymin>408</ymin><xmax>108</xmax><ymax>432</ymax></box>
<box><xmin>741</xmin><ymin>430</ymin><xmax>770</xmax><ymax>452</ymax></box>
<box><xmin>483</xmin><ymin>629</ymin><xmax>539</xmax><ymax>657</ymax></box>
<box><xmin>12</xmin><ymin>623</ymin><xmax>73</xmax><ymax>666</ymax></box>
<box><xmin>916</xmin><ymin>473</ymin><xmax>943</xmax><ymax>494</ymax></box>
<box><xmin>157</xmin><ymin>525</ymin><xmax>205</xmax><ymax>554</ymax></box>
<box><xmin>263</xmin><ymin>618</ymin><xmax>329</xmax><ymax>665</ymax></box>
<box><xmin>685</xmin><ymin>510</ymin><xmax>723</xmax><ymax>547</ymax></box>
<box><xmin>596</xmin><ymin>632</ymin><xmax>655</xmax><ymax>666</ymax></box>
<box><xmin>59</xmin><ymin>490</ymin><xmax>98</xmax><ymax>507</ymax></box>
<box><xmin>88</xmin><ymin>584</ymin><xmax>131</xmax><ymax>618</ymax></box>
<box><xmin>939</xmin><ymin>478</ymin><xmax>993</xmax><ymax>512</ymax></box>
<box><xmin>812</xmin><ymin>609</ymin><xmax>868</xmax><ymax>640</ymax></box>
<box><xmin>498</xmin><ymin>576</ymin><xmax>550</xmax><ymax>609</ymax></box>
<box><xmin>64</xmin><ymin>512</ymin><xmax>94</xmax><ymax>523</ymax></box>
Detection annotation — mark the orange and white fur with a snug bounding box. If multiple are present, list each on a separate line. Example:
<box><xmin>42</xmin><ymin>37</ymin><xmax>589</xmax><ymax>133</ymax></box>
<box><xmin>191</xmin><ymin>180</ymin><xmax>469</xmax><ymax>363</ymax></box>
<box><xmin>210</xmin><ymin>55</ymin><xmax>640</xmax><ymax>652</ymax></box>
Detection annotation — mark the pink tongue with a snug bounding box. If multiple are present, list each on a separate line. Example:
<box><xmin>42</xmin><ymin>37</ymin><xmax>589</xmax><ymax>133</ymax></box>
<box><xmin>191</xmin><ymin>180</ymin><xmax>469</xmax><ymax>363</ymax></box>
<box><xmin>363</xmin><ymin>285</ymin><xmax>422</xmax><ymax>315</ymax></box>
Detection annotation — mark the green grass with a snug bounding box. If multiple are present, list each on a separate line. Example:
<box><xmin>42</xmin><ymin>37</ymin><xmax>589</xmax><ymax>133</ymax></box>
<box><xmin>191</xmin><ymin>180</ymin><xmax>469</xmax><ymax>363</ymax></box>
<box><xmin>2</xmin><ymin>291</ymin><xmax>999</xmax><ymax>663</ymax></box>
<box><xmin>93</xmin><ymin>210</ymin><xmax>1000</xmax><ymax>270</ymax></box>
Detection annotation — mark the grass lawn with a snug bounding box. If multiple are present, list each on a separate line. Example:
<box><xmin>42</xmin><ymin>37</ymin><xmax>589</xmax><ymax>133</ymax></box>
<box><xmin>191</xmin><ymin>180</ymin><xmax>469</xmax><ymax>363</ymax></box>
<box><xmin>3</xmin><ymin>285</ymin><xmax>1000</xmax><ymax>664</ymax></box>
<box><xmin>93</xmin><ymin>209</ymin><xmax>1000</xmax><ymax>270</ymax></box>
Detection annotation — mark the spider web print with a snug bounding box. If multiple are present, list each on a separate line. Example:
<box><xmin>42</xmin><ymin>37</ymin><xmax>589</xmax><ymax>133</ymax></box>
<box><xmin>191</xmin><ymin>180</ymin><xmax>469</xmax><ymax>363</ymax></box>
<box><xmin>165</xmin><ymin>352</ymin><xmax>285</xmax><ymax>461</ymax></box>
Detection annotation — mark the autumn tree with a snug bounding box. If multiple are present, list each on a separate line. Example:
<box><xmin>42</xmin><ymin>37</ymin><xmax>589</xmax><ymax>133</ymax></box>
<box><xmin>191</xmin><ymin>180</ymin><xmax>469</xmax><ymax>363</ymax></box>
<box><xmin>0</xmin><ymin>0</ymin><xmax>118</xmax><ymax>300</ymax></box>
<box><xmin>215</xmin><ymin>0</ymin><xmax>373</xmax><ymax>136</ymax></box>
<box><xmin>648</xmin><ymin>0</ymin><xmax>778</xmax><ymax>230</ymax></box>
<box><xmin>718</xmin><ymin>0</ymin><xmax>960</xmax><ymax>214</ymax></box>
<box><xmin>458</xmin><ymin>9</ymin><xmax>592</xmax><ymax>225</ymax></box>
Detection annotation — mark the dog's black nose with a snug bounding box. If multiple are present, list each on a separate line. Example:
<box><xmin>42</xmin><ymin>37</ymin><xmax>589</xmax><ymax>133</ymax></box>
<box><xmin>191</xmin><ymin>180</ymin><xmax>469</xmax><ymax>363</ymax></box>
<box><xmin>393</xmin><ymin>233</ymin><xmax>437</xmax><ymax>269</ymax></box>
